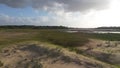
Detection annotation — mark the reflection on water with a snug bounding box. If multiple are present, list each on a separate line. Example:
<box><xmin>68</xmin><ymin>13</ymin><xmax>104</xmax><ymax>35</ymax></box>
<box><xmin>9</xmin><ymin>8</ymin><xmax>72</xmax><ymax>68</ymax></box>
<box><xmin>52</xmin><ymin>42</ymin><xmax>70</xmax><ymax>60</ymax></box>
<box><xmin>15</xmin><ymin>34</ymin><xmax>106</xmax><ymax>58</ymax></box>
<box><xmin>93</xmin><ymin>31</ymin><xmax>120</xmax><ymax>34</ymax></box>
<box><xmin>66</xmin><ymin>31</ymin><xmax>78</xmax><ymax>33</ymax></box>
<box><xmin>66</xmin><ymin>30</ymin><xmax>120</xmax><ymax>34</ymax></box>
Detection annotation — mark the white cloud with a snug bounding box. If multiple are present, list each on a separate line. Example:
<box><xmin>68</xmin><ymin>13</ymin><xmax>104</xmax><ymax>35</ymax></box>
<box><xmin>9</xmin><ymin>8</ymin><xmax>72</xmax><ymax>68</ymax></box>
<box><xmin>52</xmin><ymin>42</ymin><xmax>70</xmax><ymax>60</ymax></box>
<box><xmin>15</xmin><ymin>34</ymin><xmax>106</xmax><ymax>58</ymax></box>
<box><xmin>0</xmin><ymin>12</ymin><xmax>85</xmax><ymax>27</ymax></box>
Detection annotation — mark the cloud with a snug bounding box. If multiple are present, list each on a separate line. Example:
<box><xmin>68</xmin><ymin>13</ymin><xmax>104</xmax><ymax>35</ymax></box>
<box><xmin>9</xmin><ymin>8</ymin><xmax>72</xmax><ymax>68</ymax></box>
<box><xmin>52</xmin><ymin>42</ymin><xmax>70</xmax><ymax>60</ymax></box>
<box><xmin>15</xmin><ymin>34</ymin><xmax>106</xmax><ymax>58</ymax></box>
<box><xmin>0</xmin><ymin>13</ymin><xmax>84</xmax><ymax>27</ymax></box>
<box><xmin>57</xmin><ymin>0</ymin><xmax>109</xmax><ymax>12</ymax></box>
<box><xmin>0</xmin><ymin>0</ymin><xmax>113</xmax><ymax>27</ymax></box>
<box><xmin>0</xmin><ymin>14</ymin><xmax>50</xmax><ymax>25</ymax></box>
<box><xmin>0</xmin><ymin>0</ymin><xmax>110</xmax><ymax>12</ymax></box>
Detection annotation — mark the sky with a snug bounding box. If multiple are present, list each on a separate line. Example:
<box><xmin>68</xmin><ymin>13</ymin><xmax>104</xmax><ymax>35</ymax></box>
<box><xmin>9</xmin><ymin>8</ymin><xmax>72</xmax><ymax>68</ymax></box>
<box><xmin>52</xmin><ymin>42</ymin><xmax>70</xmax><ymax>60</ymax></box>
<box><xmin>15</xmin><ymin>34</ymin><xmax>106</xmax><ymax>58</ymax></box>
<box><xmin>0</xmin><ymin>0</ymin><xmax>120</xmax><ymax>28</ymax></box>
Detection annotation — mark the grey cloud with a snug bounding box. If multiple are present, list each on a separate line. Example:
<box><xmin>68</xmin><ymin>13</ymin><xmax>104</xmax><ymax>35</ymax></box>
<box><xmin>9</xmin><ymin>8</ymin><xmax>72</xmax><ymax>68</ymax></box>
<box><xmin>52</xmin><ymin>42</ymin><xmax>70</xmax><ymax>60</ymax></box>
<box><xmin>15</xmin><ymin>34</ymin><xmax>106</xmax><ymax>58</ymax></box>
<box><xmin>57</xmin><ymin>0</ymin><xmax>109</xmax><ymax>12</ymax></box>
<box><xmin>0</xmin><ymin>0</ymin><xmax>29</xmax><ymax>8</ymax></box>
<box><xmin>0</xmin><ymin>0</ymin><xmax>110</xmax><ymax>12</ymax></box>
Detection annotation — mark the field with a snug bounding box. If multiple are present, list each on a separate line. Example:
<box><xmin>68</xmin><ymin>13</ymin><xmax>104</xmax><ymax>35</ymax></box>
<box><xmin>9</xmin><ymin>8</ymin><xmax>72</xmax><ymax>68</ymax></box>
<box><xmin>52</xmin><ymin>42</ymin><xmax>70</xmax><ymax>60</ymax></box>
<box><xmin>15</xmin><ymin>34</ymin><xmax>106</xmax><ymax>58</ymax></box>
<box><xmin>0</xmin><ymin>28</ymin><xmax>120</xmax><ymax>68</ymax></box>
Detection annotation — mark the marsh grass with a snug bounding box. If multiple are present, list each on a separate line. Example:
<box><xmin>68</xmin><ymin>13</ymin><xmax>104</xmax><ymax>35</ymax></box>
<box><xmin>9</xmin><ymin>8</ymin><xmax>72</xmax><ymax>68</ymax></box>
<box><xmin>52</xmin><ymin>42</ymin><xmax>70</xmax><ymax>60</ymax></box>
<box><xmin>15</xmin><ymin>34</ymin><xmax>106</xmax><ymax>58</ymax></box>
<box><xmin>1</xmin><ymin>29</ymin><xmax>120</xmax><ymax>51</ymax></box>
<box><xmin>0</xmin><ymin>29</ymin><xmax>89</xmax><ymax>50</ymax></box>
<box><xmin>37</xmin><ymin>30</ymin><xmax>89</xmax><ymax>47</ymax></box>
<box><xmin>88</xmin><ymin>33</ymin><xmax>120</xmax><ymax>41</ymax></box>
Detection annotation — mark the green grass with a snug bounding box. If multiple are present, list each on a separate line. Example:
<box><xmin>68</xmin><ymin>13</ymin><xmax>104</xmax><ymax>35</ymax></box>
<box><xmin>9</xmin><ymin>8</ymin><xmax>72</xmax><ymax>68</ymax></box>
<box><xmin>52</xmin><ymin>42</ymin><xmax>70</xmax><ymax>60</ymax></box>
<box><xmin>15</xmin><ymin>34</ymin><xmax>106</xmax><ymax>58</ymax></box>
<box><xmin>1</xmin><ymin>29</ymin><xmax>120</xmax><ymax>51</ymax></box>
<box><xmin>88</xmin><ymin>33</ymin><xmax>120</xmax><ymax>41</ymax></box>
<box><xmin>114</xmin><ymin>65</ymin><xmax>120</xmax><ymax>68</ymax></box>
<box><xmin>0</xmin><ymin>29</ymin><xmax>89</xmax><ymax>50</ymax></box>
<box><xmin>37</xmin><ymin>30</ymin><xmax>89</xmax><ymax>47</ymax></box>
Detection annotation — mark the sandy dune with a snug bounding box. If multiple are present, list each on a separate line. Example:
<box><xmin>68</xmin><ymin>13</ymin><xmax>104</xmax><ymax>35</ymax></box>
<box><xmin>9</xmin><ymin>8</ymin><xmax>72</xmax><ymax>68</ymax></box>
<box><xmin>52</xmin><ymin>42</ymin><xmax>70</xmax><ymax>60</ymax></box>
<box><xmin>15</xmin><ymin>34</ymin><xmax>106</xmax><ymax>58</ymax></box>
<box><xmin>0</xmin><ymin>42</ymin><xmax>114</xmax><ymax>68</ymax></box>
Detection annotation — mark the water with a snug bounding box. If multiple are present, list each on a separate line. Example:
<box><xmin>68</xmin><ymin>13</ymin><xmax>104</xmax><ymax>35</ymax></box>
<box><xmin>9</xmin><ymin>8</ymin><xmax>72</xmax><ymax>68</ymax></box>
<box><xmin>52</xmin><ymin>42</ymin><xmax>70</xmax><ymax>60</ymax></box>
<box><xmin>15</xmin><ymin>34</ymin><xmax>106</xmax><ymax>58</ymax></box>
<box><xmin>66</xmin><ymin>31</ymin><xmax>78</xmax><ymax>33</ymax></box>
<box><xmin>65</xmin><ymin>30</ymin><xmax>120</xmax><ymax>34</ymax></box>
<box><xmin>93</xmin><ymin>31</ymin><xmax>120</xmax><ymax>34</ymax></box>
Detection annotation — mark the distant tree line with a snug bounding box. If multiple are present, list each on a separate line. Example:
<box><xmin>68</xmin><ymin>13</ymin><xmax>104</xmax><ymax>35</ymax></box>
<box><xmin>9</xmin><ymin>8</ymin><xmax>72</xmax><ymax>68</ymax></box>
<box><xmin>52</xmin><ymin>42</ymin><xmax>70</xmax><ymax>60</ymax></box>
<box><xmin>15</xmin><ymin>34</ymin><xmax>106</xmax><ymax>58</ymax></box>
<box><xmin>0</xmin><ymin>25</ymin><xmax>68</xmax><ymax>29</ymax></box>
<box><xmin>97</xmin><ymin>27</ymin><xmax>120</xmax><ymax>29</ymax></box>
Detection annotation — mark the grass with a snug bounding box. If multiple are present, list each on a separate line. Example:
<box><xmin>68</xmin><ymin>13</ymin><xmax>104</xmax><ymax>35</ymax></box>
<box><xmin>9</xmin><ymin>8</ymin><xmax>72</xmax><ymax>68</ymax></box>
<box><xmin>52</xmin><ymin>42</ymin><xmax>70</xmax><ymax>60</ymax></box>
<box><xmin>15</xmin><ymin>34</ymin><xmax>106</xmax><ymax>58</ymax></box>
<box><xmin>0</xmin><ymin>29</ymin><xmax>89</xmax><ymax>50</ymax></box>
<box><xmin>73</xmin><ymin>32</ymin><xmax>120</xmax><ymax>41</ymax></box>
<box><xmin>114</xmin><ymin>65</ymin><xmax>120</xmax><ymax>68</ymax></box>
<box><xmin>68</xmin><ymin>32</ymin><xmax>120</xmax><ymax>41</ymax></box>
<box><xmin>86</xmin><ymin>33</ymin><xmax>120</xmax><ymax>41</ymax></box>
<box><xmin>38</xmin><ymin>30</ymin><xmax>89</xmax><ymax>47</ymax></box>
<box><xmin>0</xmin><ymin>29</ymin><xmax>120</xmax><ymax>49</ymax></box>
<box><xmin>0</xmin><ymin>61</ymin><xmax>3</xmax><ymax>67</ymax></box>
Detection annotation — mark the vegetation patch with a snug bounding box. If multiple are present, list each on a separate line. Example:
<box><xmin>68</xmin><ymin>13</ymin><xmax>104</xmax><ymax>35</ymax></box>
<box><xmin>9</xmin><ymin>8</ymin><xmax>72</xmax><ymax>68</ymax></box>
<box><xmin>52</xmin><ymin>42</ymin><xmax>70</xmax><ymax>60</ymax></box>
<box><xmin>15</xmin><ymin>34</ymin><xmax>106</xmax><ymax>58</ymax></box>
<box><xmin>87</xmin><ymin>33</ymin><xmax>120</xmax><ymax>41</ymax></box>
<box><xmin>37</xmin><ymin>30</ymin><xmax>89</xmax><ymax>47</ymax></box>
<box><xmin>0</xmin><ymin>61</ymin><xmax>3</xmax><ymax>67</ymax></box>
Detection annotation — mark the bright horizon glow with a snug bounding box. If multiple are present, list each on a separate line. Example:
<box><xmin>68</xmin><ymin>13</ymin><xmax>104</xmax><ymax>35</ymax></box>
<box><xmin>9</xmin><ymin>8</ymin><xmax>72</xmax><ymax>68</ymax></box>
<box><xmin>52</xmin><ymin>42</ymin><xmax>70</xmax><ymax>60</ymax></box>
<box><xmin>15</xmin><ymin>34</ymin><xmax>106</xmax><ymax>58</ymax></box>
<box><xmin>77</xmin><ymin>0</ymin><xmax>120</xmax><ymax>28</ymax></box>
